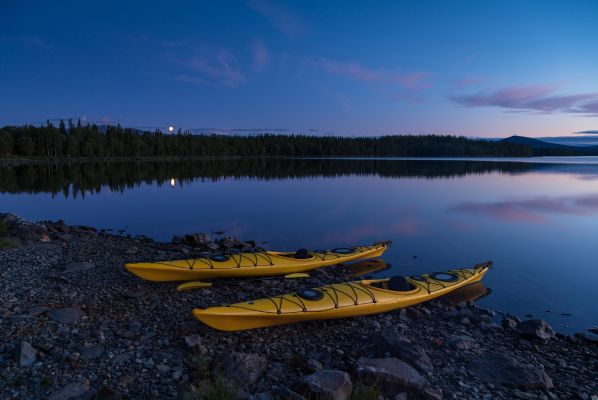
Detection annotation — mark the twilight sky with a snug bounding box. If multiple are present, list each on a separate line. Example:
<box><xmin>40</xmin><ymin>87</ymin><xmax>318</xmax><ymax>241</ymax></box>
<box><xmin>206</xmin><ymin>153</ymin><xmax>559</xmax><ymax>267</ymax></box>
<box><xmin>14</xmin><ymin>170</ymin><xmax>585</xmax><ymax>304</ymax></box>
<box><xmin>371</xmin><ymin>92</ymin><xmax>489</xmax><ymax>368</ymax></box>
<box><xmin>1</xmin><ymin>0</ymin><xmax>598</xmax><ymax>137</ymax></box>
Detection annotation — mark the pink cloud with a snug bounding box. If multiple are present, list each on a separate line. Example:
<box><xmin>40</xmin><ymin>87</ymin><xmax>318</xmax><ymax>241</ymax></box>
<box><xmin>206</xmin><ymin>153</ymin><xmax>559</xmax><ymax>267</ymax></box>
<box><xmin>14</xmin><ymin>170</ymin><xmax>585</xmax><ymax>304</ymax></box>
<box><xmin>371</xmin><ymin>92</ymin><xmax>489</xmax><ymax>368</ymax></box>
<box><xmin>171</xmin><ymin>48</ymin><xmax>246</xmax><ymax>87</ymax></box>
<box><xmin>304</xmin><ymin>56</ymin><xmax>434</xmax><ymax>100</ymax></box>
<box><xmin>450</xmin><ymin>85</ymin><xmax>598</xmax><ymax>115</ymax></box>
<box><xmin>578</xmin><ymin>99</ymin><xmax>598</xmax><ymax>114</ymax></box>
<box><xmin>304</xmin><ymin>56</ymin><xmax>383</xmax><ymax>82</ymax></box>
<box><xmin>247</xmin><ymin>0</ymin><xmax>307</xmax><ymax>38</ymax></box>
<box><xmin>394</xmin><ymin>71</ymin><xmax>433</xmax><ymax>91</ymax></box>
<box><xmin>250</xmin><ymin>40</ymin><xmax>269</xmax><ymax>72</ymax></box>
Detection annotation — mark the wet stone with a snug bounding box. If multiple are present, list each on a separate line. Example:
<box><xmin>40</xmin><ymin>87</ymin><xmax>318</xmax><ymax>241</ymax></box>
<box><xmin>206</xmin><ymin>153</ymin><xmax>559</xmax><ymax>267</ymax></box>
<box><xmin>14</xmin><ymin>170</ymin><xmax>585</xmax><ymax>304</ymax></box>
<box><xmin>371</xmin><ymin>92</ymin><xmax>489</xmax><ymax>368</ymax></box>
<box><xmin>19</xmin><ymin>340</ymin><xmax>37</xmax><ymax>367</ymax></box>
<box><xmin>468</xmin><ymin>352</ymin><xmax>553</xmax><ymax>390</ymax></box>
<box><xmin>48</xmin><ymin>381</ymin><xmax>90</xmax><ymax>400</ymax></box>
<box><xmin>304</xmin><ymin>370</ymin><xmax>352</xmax><ymax>400</ymax></box>
<box><xmin>516</xmin><ymin>319</ymin><xmax>555</xmax><ymax>341</ymax></box>
<box><xmin>47</xmin><ymin>307</ymin><xmax>85</xmax><ymax>324</ymax></box>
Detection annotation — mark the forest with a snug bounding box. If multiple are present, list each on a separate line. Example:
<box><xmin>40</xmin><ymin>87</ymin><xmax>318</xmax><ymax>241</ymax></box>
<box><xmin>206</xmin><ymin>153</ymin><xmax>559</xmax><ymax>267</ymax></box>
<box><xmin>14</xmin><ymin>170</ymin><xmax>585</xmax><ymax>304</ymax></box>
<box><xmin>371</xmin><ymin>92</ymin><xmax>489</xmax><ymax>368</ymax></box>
<box><xmin>0</xmin><ymin>119</ymin><xmax>573</xmax><ymax>158</ymax></box>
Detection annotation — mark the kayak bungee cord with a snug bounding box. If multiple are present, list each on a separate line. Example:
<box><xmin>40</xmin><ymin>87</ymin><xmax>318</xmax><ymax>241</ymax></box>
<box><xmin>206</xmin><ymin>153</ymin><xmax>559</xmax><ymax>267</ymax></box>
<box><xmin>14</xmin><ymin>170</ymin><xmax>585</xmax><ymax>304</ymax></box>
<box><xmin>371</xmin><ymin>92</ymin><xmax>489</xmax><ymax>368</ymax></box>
<box><xmin>192</xmin><ymin>261</ymin><xmax>492</xmax><ymax>331</ymax></box>
<box><xmin>125</xmin><ymin>241</ymin><xmax>391</xmax><ymax>281</ymax></box>
<box><xmin>224</xmin><ymin>266</ymin><xmax>489</xmax><ymax>316</ymax></box>
<box><xmin>147</xmin><ymin>242</ymin><xmax>387</xmax><ymax>271</ymax></box>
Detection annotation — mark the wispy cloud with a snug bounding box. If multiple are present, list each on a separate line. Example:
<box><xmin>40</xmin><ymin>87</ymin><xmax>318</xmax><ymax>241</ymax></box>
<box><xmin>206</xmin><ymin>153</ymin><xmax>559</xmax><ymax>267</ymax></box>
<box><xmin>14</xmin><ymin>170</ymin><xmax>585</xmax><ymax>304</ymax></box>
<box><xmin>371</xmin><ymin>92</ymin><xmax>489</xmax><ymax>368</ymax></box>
<box><xmin>319</xmin><ymin>87</ymin><xmax>352</xmax><ymax>111</ymax></box>
<box><xmin>303</xmin><ymin>56</ymin><xmax>434</xmax><ymax>100</ymax></box>
<box><xmin>450</xmin><ymin>194</ymin><xmax>598</xmax><ymax>224</ymax></box>
<box><xmin>170</xmin><ymin>47</ymin><xmax>246</xmax><ymax>88</ymax></box>
<box><xmin>247</xmin><ymin>0</ymin><xmax>307</xmax><ymax>38</ymax></box>
<box><xmin>450</xmin><ymin>85</ymin><xmax>598</xmax><ymax>115</ymax></box>
<box><xmin>249</xmin><ymin>40</ymin><xmax>269</xmax><ymax>72</ymax></box>
<box><xmin>305</xmin><ymin>57</ymin><xmax>384</xmax><ymax>82</ymax></box>
<box><xmin>452</xmin><ymin>76</ymin><xmax>485</xmax><ymax>89</ymax></box>
<box><xmin>575</xmin><ymin>130</ymin><xmax>598</xmax><ymax>134</ymax></box>
<box><xmin>1</xmin><ymin>36</ymin><xmax>54</xmax><ymax>54</ymax></box>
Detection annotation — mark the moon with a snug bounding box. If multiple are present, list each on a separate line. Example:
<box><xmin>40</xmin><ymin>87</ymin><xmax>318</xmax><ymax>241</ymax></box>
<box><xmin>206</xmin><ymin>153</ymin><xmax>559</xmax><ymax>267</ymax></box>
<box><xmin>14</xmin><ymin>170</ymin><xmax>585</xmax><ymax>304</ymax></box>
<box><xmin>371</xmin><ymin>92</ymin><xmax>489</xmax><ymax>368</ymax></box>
<box><xmin>168</xmin><ymin>126</ymin><xmax>174</xmax><ymax>132</ymax></box>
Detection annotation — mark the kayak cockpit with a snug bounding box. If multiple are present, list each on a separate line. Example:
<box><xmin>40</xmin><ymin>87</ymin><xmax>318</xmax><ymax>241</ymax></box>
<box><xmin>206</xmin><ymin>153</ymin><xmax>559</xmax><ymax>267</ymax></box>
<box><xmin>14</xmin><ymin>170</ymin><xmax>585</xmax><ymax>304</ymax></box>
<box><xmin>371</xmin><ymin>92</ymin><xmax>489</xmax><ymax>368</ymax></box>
<box><xmin>370</xmin><ymin>276</ymin><xmax>417</xmax><ymax>292</ymax></box>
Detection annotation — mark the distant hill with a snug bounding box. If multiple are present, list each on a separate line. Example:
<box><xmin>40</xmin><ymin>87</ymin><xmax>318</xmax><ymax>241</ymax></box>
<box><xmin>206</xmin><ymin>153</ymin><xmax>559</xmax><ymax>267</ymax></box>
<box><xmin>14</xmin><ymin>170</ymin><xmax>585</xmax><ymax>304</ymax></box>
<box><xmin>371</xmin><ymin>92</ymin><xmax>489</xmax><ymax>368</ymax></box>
<box><xmin>499</xmin><ymin>135</ymin><xmax>573</xmax><ymax>149</ymax></box>
<box><xmin>499</xmin><ymin>135</ymin><xmax>598</xmax><ymax>155</ymax></box>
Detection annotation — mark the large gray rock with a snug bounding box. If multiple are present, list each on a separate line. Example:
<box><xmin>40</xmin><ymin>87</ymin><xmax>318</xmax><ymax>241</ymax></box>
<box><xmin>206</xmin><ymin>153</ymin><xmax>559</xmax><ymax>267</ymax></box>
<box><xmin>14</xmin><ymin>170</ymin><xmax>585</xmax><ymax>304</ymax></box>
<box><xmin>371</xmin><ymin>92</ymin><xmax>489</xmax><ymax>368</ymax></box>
<box><xmin>304</xmin><ymin>370</ymin><xmax>352</xmax><ymax>400</ymax></box>
<box><xmin>19</xmin><ymin>340</ymin><xmax>37</xmax><ymax>366</ymax></box>
<box><xmin>516</xmin><ymin>319</ymin><xmax>555</xmax><ymax>340</ymax></box>
<box><xmin>355</xmin><ymin>357</ymin><xmax>428</xmax><ymax>396</ymax></box>
<box><xmin>373</xmin><ymin>328</ymin><xmax>433</xmax><ymax>372</ymax></box>
<box><xmin>215</xmin><ymin>352</ymin><xmax>267</xmax><ymax>388</ymax></box>
<box><xmin>48</xmin><ymin>381</ymin><xmax>90</xmax><ymax>400</ymax></box>
<box><xmin>47</xmin><ymin>307</ymin><xmax>85</xmax><ymax>324</ymax></box>
<box><xmin>1</xmin><ymin>213</ymin><xmax>49</xmax><ymax>242</ymax></box>
<box><xmin>63</xmin><ymin>262</ymin><xmax>94</xmax><ymax>273</ymax></box>
<box><xmin>445</xmin><ymin>334</ymin><xmax>477</xmax><ymax>351</ymax></box>
<box><xmin>468</xmin><ymin>352</ymin><xmax>553</xmax><ymax>390</ymax></box>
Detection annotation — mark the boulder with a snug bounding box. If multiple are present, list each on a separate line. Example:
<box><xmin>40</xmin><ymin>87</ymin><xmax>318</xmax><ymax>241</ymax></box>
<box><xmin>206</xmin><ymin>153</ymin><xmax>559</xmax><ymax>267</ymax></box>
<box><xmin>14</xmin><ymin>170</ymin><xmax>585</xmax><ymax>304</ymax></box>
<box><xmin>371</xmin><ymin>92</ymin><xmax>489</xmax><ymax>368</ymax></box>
<box><xmin>304</xmin><ymin>370</ymin><xmax>352</xmax><ymax>400</ymax></box>
<box><xmin>19</xmin><ymin>340</ymin><xmax>37</xmax><ymax>366</ymax></box>
<box><xmin>355</xmin><ymin>357</ymin><xmax>429</xmax><ymax>397</ymax></box>
<box><xmin>480</xmin><ymin>322</ymin><xmax>503</xmax><ymax>333</ymax></box>
<box><xmin>445</xmin><ymin>334</ymin><xmax>477</xmax><ymax>351</ymax></box>
<box><xmin>271</xmin><ymin>385</ymin><xmax>304</xmax><ymax>400</ymax></box>
<box><xmin>373</xmin><ymin>328</ymin><xmax>433</xmax><ymax>372</ymax></box>
<box><xmin>47</xmin><ymin>307</ymin><xmax>85</xmax><ymax>324</ymax></box>
<box><xmin>214</xmin><ymin>352</ymin><xmax>267</xmax><ymax>388</ymax></box>
<box><xmin>48</xmin><ymin>381</ymin><xmax>90</xmax><ymax>400</ymax></box>
<box><xmin>516</xmin><ymin>319</ymin><xmax>555</xmax><ymax>340</ymax></box>
<box><xmin>468</xmin><ymin>352</ymin><xmax>553</xmax><ymax>390</ymax></box>
<box><xmin>502</xmin><ymin>317</ymin><xmax>518</xmax><ymax>330</ymax></box>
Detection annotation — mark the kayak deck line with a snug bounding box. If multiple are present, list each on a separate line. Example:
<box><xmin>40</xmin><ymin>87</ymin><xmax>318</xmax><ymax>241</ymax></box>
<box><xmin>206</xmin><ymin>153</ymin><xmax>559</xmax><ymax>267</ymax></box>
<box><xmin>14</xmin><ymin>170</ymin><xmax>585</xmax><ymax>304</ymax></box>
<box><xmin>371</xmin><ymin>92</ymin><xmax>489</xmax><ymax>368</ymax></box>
<box><xmin>193</xmin><ymin>260</ymin><xmax>492</xmax><ymax>331</ymax></box>
<box><xmin>124</xmin><ymin>240</ymin><xmax>391</xmax><ymax>281</ymax></box>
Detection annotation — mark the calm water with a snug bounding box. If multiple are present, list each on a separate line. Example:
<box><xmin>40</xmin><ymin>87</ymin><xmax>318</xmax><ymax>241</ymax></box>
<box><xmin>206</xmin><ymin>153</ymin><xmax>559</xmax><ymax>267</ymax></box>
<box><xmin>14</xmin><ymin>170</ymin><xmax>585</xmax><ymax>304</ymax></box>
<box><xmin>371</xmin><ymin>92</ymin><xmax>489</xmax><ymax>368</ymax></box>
<box><xmin>1</xmin><ymin>158</ymin><xmax>597</xmax><ymax>333</ymax></box>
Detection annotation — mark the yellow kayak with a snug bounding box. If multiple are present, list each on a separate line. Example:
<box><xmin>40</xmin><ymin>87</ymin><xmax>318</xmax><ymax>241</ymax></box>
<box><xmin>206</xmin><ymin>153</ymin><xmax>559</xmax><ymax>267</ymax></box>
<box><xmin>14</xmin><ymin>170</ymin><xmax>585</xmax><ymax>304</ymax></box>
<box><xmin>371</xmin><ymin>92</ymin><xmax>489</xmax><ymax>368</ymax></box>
<box><xmin>193</xmin><ymin>261</ymin><xmax>492</xmax><ymax>331</ymax></box>
<box><xmin>124</xmin><ymin>241</ymin><xmax>390</xmax><ymax>282</ymax></box>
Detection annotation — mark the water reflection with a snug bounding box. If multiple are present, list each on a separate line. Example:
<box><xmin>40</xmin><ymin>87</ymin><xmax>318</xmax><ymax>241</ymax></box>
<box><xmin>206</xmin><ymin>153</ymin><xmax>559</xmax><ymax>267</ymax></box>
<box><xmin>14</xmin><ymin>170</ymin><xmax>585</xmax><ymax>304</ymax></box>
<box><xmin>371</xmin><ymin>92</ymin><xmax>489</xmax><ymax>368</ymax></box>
<box><xmin>0</xmin><ymin>158</ymin><xmax>545</xmax><ymax>198</ymax></box>
<box><xmin>442</xmin><ymin>282</ymin><xmax>491</xmax><ymax>306</ymax></box>
<box><xmin>451</xmin><ymin>194</ymin><xmax>598</xmax><ymax>223</ymax></box>
<box><xmin>1</xmin><ymin>158</ymin><xmax>597</xmax><ymax>333</ymax></box>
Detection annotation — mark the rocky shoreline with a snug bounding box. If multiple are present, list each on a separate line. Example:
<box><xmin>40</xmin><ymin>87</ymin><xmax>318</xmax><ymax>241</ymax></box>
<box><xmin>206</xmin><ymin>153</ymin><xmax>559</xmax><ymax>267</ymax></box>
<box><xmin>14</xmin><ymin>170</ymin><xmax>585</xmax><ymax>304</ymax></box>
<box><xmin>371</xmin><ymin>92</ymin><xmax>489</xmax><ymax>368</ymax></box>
<box><xmin>0</xmin><ymin>214</ymin><xmax>596</xmax><ymax>400</ymax></box>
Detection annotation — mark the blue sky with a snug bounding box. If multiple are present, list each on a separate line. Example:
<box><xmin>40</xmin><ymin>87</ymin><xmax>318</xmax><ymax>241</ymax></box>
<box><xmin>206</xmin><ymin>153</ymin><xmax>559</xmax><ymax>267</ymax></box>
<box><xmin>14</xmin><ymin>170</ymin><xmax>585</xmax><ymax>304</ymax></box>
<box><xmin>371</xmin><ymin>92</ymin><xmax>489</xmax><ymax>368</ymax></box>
<box><xmin>1</xmin><ymin>0</ymin><xmax>598</xmax><ymax>137</ymax></box>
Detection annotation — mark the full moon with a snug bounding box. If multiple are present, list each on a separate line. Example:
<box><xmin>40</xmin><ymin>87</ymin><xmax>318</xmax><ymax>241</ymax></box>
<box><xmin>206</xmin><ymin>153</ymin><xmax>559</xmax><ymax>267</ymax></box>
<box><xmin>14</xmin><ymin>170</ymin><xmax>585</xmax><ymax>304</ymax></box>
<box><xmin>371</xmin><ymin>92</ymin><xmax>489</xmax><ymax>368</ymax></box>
<box><xmin>168</xmin><ymin>126</ymin><xmax>174</xmax><ymax>133</ymax></box>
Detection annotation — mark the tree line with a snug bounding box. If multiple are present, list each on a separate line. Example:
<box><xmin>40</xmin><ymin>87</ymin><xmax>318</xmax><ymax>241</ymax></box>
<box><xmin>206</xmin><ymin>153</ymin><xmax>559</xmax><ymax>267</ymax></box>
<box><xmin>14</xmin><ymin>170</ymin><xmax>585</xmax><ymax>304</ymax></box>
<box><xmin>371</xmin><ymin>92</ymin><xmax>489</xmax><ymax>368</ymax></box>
<box><xmin>0</xmin><ymin>119</ymin><xmax>551</xmax><ymax>158</ymax></box>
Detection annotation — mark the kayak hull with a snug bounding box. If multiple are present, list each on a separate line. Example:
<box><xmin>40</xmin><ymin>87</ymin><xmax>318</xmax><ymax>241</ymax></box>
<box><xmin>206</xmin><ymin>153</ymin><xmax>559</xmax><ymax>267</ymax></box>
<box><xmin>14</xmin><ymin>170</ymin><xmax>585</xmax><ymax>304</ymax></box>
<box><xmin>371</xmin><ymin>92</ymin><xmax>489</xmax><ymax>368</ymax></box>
<box><xmin>124</xmin><ymin>242</ymin><xmax>390</xmax><ymax>282</ymax></box>
<box><xmin>193</xmin><ymin>261</ymin><xmax>491</xmax><ymax>331</ymax></box>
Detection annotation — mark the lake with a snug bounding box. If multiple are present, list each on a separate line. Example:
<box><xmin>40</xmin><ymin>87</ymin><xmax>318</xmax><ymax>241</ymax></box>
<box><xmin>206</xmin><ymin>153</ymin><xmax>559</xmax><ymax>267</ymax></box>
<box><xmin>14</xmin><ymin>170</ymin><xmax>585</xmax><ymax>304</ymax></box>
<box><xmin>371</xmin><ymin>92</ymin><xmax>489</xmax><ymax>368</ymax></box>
<box><xmin>1</xmin><ymin>157</ymin><xmax>597</xmax><ymax>333</ymax></box>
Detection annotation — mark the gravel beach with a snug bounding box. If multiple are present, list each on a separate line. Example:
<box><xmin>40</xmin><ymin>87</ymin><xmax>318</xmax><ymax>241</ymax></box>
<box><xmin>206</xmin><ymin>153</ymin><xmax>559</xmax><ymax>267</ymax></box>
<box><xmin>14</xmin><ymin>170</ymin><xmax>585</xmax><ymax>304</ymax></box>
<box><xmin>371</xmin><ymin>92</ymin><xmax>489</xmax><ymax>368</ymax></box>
<box><xmin>1</xmin><ymin>214</ymin><xmax>596</xmax><ymax>399</ymax></box>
